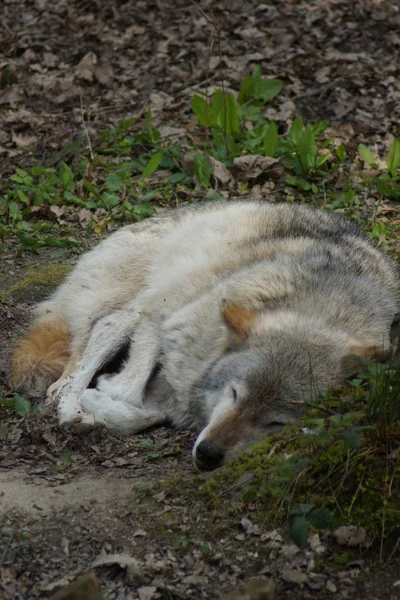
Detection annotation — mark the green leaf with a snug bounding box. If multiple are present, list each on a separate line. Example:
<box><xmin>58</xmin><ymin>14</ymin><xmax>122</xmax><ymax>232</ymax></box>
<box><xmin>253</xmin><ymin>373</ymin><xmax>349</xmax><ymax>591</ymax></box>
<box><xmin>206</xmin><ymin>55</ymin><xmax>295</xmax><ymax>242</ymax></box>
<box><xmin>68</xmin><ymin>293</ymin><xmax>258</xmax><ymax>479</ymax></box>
<box><xmin>288</xmin><ymin>116</ymin><xmax>304</xmax><ymax>144</ymax></box>
<box><xmin>308</xmin><ymin>507</ymin><xmax>336</xmax><ymax>529</ymax></box>
<box><xmin>358</xmin><ymin>143</ymin><xmax>378</xmax><ymax>168</ymax></box>
<box><xmin>210</xmin><ymin>90</ymin><xmax>224</xmax><ymax>128</ymax></box>
<box><xmin>224</xmin><ymin>93</ymin><xmax>240</xmax><ymax>134</ymax></box>
<box><xmin>316</xmin><ymin>151</ymin><xmax>331</xmax><ymax>167</ymax></box>
<box><xmin>251</xmin><ymin>64</ymin><xmax>262</xmax><ymax>97</ymax></box>
<box><xmin>58</xmin><ymin>162</ymin><xmax>74</xmax><ymax>190</ymax></box>
<box><xmin>192</xmin><ymin>95</ymin><xmax>209</xmax><ymax>126</ymax></box>
<box><xmin>238</xmin><ymin>75</ymin><xmax>252</xmax><ymax>104</ymax></box>
<box><xmin>387</xmin><ymin>139</ymin><xmax>400</xmax><ymax>176</ymax></box>
<box><xmin>101</xmin><ymin>192</ymin><xmax>121</xmax><ymax>209</ymax></box>
<box><xmin>194</xmin><ymin>153</ymin><xmax>212</xmax><ymax>189</ymax></box>
<box><xmin>258</xmin><ymin>79</ymin><xmax>283</xmax><ymax>102</ymax></box>
<box><xmin>336</xmin><ymin>144</ymin><xmax>347</xmax><ymax>162</ymax></box>
<box><xmin>13</xmin><ymin>395</ymin><xmax>31</xmax><ymax>416</ymax></box>
<box><xmin>264</xmin><ymin>122</ymin><xmax>278</xmax><ymax>157</ymax></box>
<box><xmin>284</xmin><ymin>176</ymin><xmax>311</xmax><ymax>191</ymax></box>
<box><xmin>8</xmin><ymin>201</ymin><xmax>22</xmax><ymax>221</ymax></box>
<box><xmin>298</xmin><ymin>125</ymin><xmax>317</xmax><ymax>173</ymax></box>
<box><xmin>105</xmin><ymin>172</ymin><xmax>124</xmax><ymax>192</ymax></box>
<box><xmin>299</xmin><ymin>503</ymin><xmax>315</xmax><ymax>515</ymax></box>
<box><xmin>17</xmin><ymin>189</ymin><xmax>28</xmax><ymax>204</ymax></box>
<box><xmin>63</xmin><ymin>191</ymin><xmax>91</xmax><ymax>208</ymax></box>
<box><xmin>142</xmin><ymin>151</ymin><xmax>163</xmax><ymax>178</ymax></box>
<box><xmin>341</xmin><ymin>430</ymin><xmax>361</xmax><ymax>449</ymax></box>
<box><xmin>83</xmin><ymin>179</ymin><xmax>102</xmax><ymax>199</ymax></box>
<box><xmin>170</xmin><ymin>172</ymin><xmax>189</xmax><ymax>183</ymax></box>
<box><xmin>289</xmin><ymin>515</ymin><xmax>309</xmax><ymax>547</ymax></box>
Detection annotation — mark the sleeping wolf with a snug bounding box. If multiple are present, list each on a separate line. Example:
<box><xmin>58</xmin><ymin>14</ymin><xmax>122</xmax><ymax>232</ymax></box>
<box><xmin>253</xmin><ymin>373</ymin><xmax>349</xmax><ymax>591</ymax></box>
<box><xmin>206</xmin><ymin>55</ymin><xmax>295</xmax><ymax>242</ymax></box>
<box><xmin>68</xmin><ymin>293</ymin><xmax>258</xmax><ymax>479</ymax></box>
<box><xmin>9</xmin><ymin>201</ymin><xmax>399</xmax><ymax>470</ymax></box>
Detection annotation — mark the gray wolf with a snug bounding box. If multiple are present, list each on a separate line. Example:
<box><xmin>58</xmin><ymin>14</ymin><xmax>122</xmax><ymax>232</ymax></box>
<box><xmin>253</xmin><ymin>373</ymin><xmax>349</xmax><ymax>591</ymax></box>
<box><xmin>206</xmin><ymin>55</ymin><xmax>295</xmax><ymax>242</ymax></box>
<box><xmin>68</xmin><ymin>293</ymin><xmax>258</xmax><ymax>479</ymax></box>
<box><xmin>9</xmin><ymin>201</ymin><xmax>399</xmax><ymax>470</ymax></box>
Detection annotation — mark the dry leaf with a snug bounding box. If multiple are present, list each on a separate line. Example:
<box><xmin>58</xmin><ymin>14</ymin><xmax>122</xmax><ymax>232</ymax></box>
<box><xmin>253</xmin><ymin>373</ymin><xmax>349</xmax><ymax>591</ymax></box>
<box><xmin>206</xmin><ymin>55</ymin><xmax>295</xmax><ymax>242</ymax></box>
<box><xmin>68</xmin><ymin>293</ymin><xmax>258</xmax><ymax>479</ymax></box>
<box><xmin>220</xmin><ymin>579</ymin><xmax>276</xmax><ymax>600</ymax></box>
<box><xmin>12</xmin><ymin>133</ymin><xmax>37</xmax><ymax>149</ymax></box>
<box><xmin>333</xmin><ymin>525</ymin><xmax>370</xmax><ymax>548</ymax></box>
<box><xmin>138</xmin><ymin>586</ymin><xmax>157</xmax><ymax>600</ymax></box>
<box><xmin>75</xmin><ymin>52</ymin><xmax>98</xmax><ymax>82</ymax></box>
<box><xmin>233</xmin><ymin>155</ymin><xmax>284</xmax><ymax>181</ymax></box>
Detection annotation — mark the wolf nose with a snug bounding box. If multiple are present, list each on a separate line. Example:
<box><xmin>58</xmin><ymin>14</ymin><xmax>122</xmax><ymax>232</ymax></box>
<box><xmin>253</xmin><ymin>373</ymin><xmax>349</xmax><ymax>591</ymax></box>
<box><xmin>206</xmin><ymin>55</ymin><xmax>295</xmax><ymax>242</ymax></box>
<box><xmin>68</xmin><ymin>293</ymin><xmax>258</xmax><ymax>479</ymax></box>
<box><xmin>196</xmin><ymin>440</ymin><xmax>224</xmax><ymax>471</ymax></box>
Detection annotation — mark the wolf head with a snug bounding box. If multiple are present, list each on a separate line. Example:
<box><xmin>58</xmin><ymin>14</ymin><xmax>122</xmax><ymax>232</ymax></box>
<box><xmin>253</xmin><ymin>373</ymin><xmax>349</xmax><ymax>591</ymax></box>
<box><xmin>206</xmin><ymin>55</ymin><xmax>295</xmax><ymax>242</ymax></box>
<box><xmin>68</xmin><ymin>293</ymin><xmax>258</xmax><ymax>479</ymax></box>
<box><xmin>192</xmin><ymin>301</ymin><xmax>384</xmax><ymax>471</ymax></box>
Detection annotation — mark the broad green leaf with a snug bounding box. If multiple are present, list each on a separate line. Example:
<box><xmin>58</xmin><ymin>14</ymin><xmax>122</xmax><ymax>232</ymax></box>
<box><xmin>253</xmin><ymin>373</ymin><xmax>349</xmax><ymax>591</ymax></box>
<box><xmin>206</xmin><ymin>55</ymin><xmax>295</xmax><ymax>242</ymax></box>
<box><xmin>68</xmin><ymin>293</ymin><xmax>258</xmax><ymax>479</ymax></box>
<box><xmin>387</xmin><ymin>138</ymin><xmax>400</xmax><ymax>176</ymax></box>
<box><xmin>341</xmin><ymin>430</ymin><xmax>361</xmax><ymax>449</ymax></box>
<box><xmin>316</xmin><ymin>151</ymin><xmax>331</xmax><ymax>167</ymax></box>
<box><xmin>299</xmin><ymin>503</ymin><xmax>315</xmax><ymax>515</ymax></box>
<box><xmin>211</xmin><ymin>90</ymin><xmax>224</xmax><ymax>128</ymax></box>
<box><xmin>142</xmin><ymin>151</ymin><xmax>163</xmax><ymax>178</ymax></box>
<box><xmin>298</xmin><ymin>125</ymin><xmax>317</xmax><ymax>173</ymax></box>
<box><xmin>251</xmin><ymin>64</ymin><xmax>262</xmax><ymax>97</ymax></box>
<box><xmin>8</xmin><ymin>201</ymin><xmax>22</xmax><ymax>220</ymax></box>
<box><xmin>83</xmin><ymin>179</ymin><xmax>102</xmax><ymax>199</ymax></box>
<box><xmin>194</xmin><ymin>153</ymin><xmax>212</xmax><ymax>189</ymax></box>
<box><xmin>289</xmin><ymin>515</ymin><xmax>309</xmax><ymax>547</ymax></box>
<box><xmin>238</xmin><ymin>75</ymin><xmax>252</xmax><ymax>104</ymax></box>
<box><xmin>224</xmin><ymin>93</ymin><xmax>240</xmax><ymax>134</ymax></box>
<box><xmin>358</xmin><ymin>143</ymin><xmax>378</xmax><ymax>168</ymax></box>
<box><xmin>10</xmin><ymin>174</ymin><xmax>24</xmax><ymax>184</ymax></box>
<box><xmin>336</xmin><ymin>144</ymin><xmax>347</xmax><ymax>161</ymax></box>
<box><xmin>63</xmin><ymin>191</ymin><xmax>91</xmax><ymax>207</ymax></box>
<box><xmin>13</xmin><ymin>395</ymin><xmax>31</xmax><ymax>416</ymax></box>
<box><xmin>17</xmin><ymin>189</ymin><xmax>28</xmax><ymax>204</ymax></box>
<box><xmin>258</xmin><ymin>79</ymin><xmax>283</xmax><ymax>101</ymax></box>
<box><xmin>288</xmin><ymin>116</ymin><xmax>304</xmax><ymax>144</ymax></box>
<box><xmin>101</xmin><ymin>192</ymin><xmax>121</xmax><ymax>209</ymax></box>
<box><xmin>170</xmin><ymin>172</ymin><xmax>189</xmax><ymax>183</ymax></box>
<box><xmin>59</xmin><ymin>162</ymin><xmax>74</xmax><ymax>190</ymax></box>
<box><xmin>308</xmin><ymin>507</ymin><xmax>336</xmax><ymax>529</ymax></box>
<box><xmin>263</xmin><ymin>121</ymin><xmax>278</xmax><ymax>157</ymax></box>
<box><xmin>192</xmin><ymin>95</ymin><xmax>208</xmax><ymax>126</ymax></box>
<box><xmin>31</xmin><ymin>402</ymin><xmax>43</xmax><ymax>416</ymax></box>
<box><xmin>105</xmin><ymin>172</ymin><xmax>124</xmax><ymax>192</ymax></box>
<box><xmin>284</xmin><ymin>176</ymin><xmax>311</xmax><ymax>191</ymax></box>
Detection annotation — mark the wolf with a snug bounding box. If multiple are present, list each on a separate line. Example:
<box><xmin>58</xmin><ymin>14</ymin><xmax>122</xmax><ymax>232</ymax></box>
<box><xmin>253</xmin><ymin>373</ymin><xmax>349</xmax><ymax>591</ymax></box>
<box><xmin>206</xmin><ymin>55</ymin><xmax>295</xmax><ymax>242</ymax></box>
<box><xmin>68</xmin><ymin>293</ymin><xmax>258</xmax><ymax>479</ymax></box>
<box><xmin>9</xmin><ymin>201</ymin><xmax>399</xmax><ymax>470</ymax></box>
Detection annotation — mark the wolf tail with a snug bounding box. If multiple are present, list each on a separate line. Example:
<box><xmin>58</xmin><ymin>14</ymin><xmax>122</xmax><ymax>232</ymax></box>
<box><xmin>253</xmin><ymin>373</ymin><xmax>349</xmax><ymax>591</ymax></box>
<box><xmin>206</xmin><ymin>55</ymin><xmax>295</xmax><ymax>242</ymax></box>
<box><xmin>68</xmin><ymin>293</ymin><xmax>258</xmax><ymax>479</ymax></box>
<box><xmin>9</xmin><ymin>318</ymin><xmax>71</xmax><ymax>397</ymax></box>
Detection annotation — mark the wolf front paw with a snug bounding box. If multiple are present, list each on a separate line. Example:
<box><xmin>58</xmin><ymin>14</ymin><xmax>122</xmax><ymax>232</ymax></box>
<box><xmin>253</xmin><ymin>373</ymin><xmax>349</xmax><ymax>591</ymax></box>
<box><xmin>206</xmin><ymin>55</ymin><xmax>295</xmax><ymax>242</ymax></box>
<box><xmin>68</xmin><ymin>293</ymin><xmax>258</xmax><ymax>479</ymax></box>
<box><xmin>58</xmin><ymin>392</ymin><xmax>106</xmax><ymax>434</ymax></box>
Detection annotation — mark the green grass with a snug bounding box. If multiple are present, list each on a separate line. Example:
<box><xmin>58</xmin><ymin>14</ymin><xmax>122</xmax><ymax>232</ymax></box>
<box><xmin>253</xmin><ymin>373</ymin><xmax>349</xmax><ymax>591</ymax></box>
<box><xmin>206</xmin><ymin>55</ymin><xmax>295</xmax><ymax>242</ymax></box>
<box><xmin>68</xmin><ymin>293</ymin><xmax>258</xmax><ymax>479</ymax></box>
<box><xmin>1</xmin><ymin>64</ymin><xmax>399</xmax><ymax>252</ymax></box>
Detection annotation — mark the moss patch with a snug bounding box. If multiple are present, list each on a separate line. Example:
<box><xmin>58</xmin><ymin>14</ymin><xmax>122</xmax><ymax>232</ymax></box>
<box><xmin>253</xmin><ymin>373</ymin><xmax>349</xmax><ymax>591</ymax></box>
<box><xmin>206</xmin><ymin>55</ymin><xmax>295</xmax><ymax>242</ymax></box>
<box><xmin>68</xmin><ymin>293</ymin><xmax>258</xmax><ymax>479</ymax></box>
<box><xmin>0</xmin><ymin>264</ymin><xmax>71</xmax><ymax>302</ymax></box>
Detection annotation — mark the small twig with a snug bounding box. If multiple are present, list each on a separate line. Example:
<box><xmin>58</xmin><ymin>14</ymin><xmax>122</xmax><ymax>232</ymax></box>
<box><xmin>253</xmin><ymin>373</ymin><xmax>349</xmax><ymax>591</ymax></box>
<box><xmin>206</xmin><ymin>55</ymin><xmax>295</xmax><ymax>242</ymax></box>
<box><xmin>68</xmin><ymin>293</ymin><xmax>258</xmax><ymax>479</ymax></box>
<box><xmin>190</xmin><ymin>0</ymin><xmax>229</xmax><ymax>154</ymax></box>
<box><xmin>80</xmin><ymin>96</ymin><xmax>94</xmax><ymax>161</ymax></box>
<box><xmin>388</xmin><ymin>534</ymin><xmax>400</xmax><ymax>562</ymax></box>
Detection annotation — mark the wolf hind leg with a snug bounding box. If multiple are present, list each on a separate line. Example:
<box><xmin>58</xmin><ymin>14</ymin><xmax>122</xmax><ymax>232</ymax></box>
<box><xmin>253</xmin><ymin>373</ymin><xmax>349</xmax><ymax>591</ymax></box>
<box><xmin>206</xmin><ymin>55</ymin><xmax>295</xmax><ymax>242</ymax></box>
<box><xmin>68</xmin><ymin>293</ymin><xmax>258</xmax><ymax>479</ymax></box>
<box><xmin>52</xmin><ymin>300</ymin><xmax>143</xmax><ymax>425</ymax></box>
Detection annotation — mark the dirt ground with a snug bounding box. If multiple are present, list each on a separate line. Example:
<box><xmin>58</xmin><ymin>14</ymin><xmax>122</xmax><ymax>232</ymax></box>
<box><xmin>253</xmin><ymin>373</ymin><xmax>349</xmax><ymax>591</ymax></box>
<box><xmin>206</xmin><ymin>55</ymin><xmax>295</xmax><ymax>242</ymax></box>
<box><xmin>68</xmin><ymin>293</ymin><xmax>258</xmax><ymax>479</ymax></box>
<box><xmin>1</xmin><ymin>1</ymin><xmax>400</xmax><ymax>599</ymax></box>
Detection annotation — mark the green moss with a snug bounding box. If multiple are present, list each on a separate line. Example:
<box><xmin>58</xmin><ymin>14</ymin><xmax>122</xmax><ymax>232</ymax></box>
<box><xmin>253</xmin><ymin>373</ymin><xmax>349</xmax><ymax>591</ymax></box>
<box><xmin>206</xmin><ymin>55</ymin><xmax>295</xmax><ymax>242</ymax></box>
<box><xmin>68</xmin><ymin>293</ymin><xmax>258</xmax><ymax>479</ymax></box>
<box><xmin>0</xmin><ymin>264</ymin><xmax>71</xmax><ymax>301</ymax></box>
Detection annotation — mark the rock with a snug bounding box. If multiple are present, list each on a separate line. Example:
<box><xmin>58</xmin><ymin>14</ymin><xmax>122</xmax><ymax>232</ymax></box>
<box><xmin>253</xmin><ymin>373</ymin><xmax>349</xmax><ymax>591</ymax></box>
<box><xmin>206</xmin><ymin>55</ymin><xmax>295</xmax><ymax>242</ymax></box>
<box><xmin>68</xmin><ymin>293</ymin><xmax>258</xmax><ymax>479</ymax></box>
<box><xmin>219</xmin><ymin>578</ymin><xmax>276</xmax><ymax>600</ymax></box>
<box><xmin>50</xmin><ymin>572</ymin><xmax>102</xmax><ymax>600</ymax></box>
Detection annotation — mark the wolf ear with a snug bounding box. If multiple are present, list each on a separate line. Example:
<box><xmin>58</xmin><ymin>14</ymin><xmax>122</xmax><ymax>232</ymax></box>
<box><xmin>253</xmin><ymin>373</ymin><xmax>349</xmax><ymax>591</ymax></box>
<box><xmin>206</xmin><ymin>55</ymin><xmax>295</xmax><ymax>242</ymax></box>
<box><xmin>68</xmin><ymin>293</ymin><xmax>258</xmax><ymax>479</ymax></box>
<box><xmin>222</xmin><ymin>299</ymin><xmax>256</xmax><ymax>341</ymax></box>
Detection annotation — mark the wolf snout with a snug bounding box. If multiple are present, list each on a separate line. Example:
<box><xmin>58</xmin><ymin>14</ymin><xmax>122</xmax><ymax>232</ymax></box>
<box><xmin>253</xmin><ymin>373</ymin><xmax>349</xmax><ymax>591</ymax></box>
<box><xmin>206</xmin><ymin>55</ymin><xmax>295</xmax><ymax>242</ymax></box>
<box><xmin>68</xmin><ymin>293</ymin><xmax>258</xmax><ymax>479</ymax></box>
<box><xmin>195</xmin><ymin>440</ymin><xmax>224</xmax><ymax>471</ymax></box>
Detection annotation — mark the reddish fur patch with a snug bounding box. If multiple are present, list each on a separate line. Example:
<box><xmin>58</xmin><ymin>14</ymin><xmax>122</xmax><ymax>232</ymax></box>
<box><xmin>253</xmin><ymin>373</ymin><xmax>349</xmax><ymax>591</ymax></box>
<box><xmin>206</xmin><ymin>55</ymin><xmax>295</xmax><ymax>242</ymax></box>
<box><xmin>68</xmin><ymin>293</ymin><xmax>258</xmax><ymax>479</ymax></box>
<box><xmin>223</xmin><ymin>301</ymin><xmax>256</xmax><ymax>341</ymax></box>
<box><xmin>348</xmin><ymin>345</ymin><xmax>386</xmax><ymax>358</ymax></box>
<box><xmin>207</xmin><ymin>408</ymin><xmax>247</xmax><ymax>449</ymax></box>
<box><xmin>9</xmin><ymin>319</ymin><xmax>71</xmax><ymax>396</ymax></box>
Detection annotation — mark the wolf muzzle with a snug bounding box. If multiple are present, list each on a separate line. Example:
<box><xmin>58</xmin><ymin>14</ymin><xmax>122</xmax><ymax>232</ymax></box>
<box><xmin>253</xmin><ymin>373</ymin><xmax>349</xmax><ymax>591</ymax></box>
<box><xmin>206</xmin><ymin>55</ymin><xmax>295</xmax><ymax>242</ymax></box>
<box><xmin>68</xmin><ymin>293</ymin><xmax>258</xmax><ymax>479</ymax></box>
<box><xmin>195</xmin><ymin>440</ymin><xmax>225</xmax><ymax>471</ymax></box>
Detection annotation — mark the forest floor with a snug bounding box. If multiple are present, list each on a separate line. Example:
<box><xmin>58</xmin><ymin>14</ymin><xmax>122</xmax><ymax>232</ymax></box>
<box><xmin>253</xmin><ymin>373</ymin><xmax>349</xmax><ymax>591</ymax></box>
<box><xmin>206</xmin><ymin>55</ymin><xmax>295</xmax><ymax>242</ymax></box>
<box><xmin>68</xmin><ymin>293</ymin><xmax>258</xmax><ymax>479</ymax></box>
<box><xmin>1</xmin><ymin>1</ymin><xmax>400</xmax><ymax>599</ymax></box>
